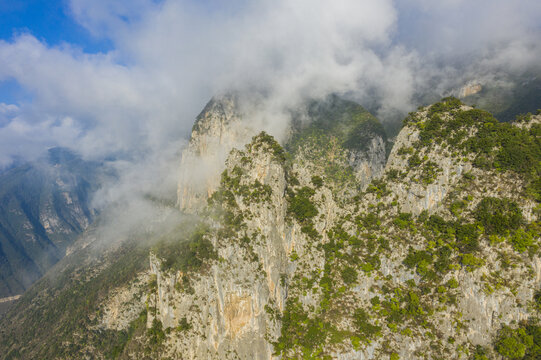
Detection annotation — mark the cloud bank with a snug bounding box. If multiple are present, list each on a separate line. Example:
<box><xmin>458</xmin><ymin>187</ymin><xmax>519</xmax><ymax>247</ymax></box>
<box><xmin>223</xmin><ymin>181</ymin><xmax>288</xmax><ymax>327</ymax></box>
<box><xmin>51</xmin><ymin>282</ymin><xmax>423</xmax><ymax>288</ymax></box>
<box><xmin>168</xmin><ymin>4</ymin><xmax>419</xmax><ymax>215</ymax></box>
<box><xmin>0</xmin><ymin>0</ymin><xmax>540</xmax><ymax>205</ymax></box>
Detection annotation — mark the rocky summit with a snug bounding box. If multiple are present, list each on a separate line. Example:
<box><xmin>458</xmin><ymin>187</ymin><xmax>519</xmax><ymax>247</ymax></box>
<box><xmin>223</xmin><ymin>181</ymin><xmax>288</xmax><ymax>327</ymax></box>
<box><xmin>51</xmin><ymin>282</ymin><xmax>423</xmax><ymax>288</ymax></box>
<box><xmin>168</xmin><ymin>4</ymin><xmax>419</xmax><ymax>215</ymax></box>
<box><xmin>1</xmin><ymin>96</ymin><xmax>541</xmax><ymax>360</ymax></box>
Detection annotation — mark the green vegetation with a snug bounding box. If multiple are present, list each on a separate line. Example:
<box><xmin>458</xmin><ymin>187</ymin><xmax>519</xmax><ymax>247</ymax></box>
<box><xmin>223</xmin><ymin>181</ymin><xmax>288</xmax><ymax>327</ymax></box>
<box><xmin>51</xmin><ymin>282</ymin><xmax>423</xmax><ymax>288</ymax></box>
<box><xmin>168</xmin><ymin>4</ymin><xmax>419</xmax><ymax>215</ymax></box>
<box><xmin>403</xmin><ymin>248</ymin><xmax>432</xmax><ymax>271</ymax></box>
<box><xmin>393</xmin><ymin>213</ymin><xmax>414</xmax><ymax>230</ymax></box>
<box><xmin>357</xmin><ymin>212</ymin><xmax>381</xmax><ymax>230</ymax></box>
<box><xmin>408</xmin><ymin>97</ymin><xmax>541</xmax><ymax>202</ymax></box>
<box><xmin>534</xmin><ymin>290</ymin><xmax>541</xmax><ymax>312</ymax></box>
<box><xmin>287</xmin><ymin>127</ymin><xmax>357</xmax><ymax>189</ymax></box>
<box><xmin>4</xmin><ymin>95</ymin><xmax>541</xmax><ymax>359</ymax></box>
<box><xmin>460</xmin><ymin>253</ymin><xmax>485</xmax><ymax>270</ymax></box>
<box><xmin>152</xmin><ymin>224</ymin><xmax>217</xmax><ymax>273</ymax></box>
<box><xmin>495</xmin><ymin>323</ymin><xmax>541</xmax><ymax>359</ymax></box>
<box><xmin>397</xmin><ymin>146</ymin><xmax>414</xmax><ymax>156</ymax></box>
<box><xmin>274</xmin><ymin>219</ymin><xmax>391</xmax><ymax>357</ymax></box>
<box><xmin>447</xmin><ymin>278</ymin><xmax>459</xmax><ymax>289</ymax></box>
<box><xmin>311</xmin><ymin>175</ymin><xmax>324</xmax><ymax>187</ymax></box>
<box><xmin>470</xmin><ymin>345</ymin><xmax>490</xmax><ymax>360</ymax></box>
<box><xmin>273</xmin><ymin>298</ymin><xmax>332</xmax><ymax>359</ymax></box>
<box><xmin>509</xmin><ymin>229</ymin><xmax>536</xmax><ymax>253</ymax></box>
<box><xmin>419</xmin><ymin>161</ymin><xmax>442</xmax><ymax>184</ymax></box>
<box><xmin>108</xmin><ymin>309</ymin><xmax>148</xmax><ymax>359</ymax></box>
<box><xmin>341</xmin><ymin>266</ymin><xmax>358</xmax><ymax>285</ymax></box>
<box><xmin>287</xmin><ymin>186</ymin><xmax>321</xmax><ymax>240</ymax></box>
<box><xmin>249</xmin><ymin>131</ymin><xmax>287</xmax><ymax>163</ymax></box>
<box><xmin>353</xmin><ymin>308</ymin><xmax>382</xmax><ymax>343</ymax></box>
<box><xmin>285</xmin><ymin>95</ymin><xmax>385</xmax><ymax>191</ymax></box>
<box><xmin>365</xmin><ymin>179</ymin><xmax>390</xmax><ymax>199</ymax></box>
<box><xmin>427</xmin><ymin>96</ymin><xmax>463</xmax><ymax>116</ymax></box>
<box><xmin>373</xmin><ymin>288</ymin><xmax>431</xmax><ymax>330</ymax></box>
<box><xmin>402</xmin><ymin>151</ymin><xmax>442</xmax><ymax>185</ymax></box>
<box><xmin>0</xmin><ymin>235</ymin><xmax>153</xmax><ymax>359</ymax></box>
<box><xmin>147</xmin><ymin>318</ymin><xmax>166</xmax><ymax>346</ymax></box>
<box><xmin>216</xmin><ymin>166</ymin><xmax>273</xmax><ymax>204</ymax></box>
<box><xmin>450</xmin><ymin>199</ymin><xmax>468</xmax><ymax>217</ymax></box>
<box><xmin>289</xmin><ymin>95</ymin><xmax>386</xmax><ymax>153</ymax></box>
<box><xmin>468</xmin><ymin>118</ymin><xmax>541</xmax><ymax>177</ymax></box>
<box><xmin>270</xmin><ymin>100</ymin><xmax>541</xmax><ymax>357</ymax></box>
<box><xmin>424</xmin><ymin>214</ymin><xmax>480</xmax><ymax>254</ymax></box>
<box><xmin>408</xmin><ymin>153</ymin><xmax>422</xmax><ymax>167</ymax></box>
<box><xmin>288</xmin><ymin>186</ymin><xmax>318</xmax><ymax>222</ymax></box>
<box><xmin>474</xmin><ymin>197</ymin><xmax>523</xmax><ymax>235</ymax></box>
<box><xmin>176</xmin><ymin>317</ymin><xmax>192</xmax><ymax>332</ymax></box>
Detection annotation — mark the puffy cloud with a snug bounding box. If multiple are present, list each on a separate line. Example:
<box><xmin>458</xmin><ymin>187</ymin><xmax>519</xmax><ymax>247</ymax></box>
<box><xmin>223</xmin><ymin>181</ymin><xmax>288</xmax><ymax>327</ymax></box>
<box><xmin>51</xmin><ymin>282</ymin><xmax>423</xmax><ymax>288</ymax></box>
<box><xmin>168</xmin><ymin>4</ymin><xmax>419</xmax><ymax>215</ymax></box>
<box><xmin>0</xmin><ymin>110</ymin><xmax>81</xmax><ymax>167</ymax></box>
<box><xmin>0</xmin><ymin>0</ymin><xmax>539</xmax><ymax>201</ymax></box>
<box><xmin>0</xmin><ymin>0</ymin><xmax>396</xmax><ymax>164</ymax></box>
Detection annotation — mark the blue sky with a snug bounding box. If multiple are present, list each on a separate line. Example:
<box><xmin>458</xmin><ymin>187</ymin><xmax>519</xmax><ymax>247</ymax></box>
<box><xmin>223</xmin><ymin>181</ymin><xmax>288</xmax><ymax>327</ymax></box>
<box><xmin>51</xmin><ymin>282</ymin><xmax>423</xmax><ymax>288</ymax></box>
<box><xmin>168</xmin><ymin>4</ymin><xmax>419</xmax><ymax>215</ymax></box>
<box><xmin>0</xmin><ymin>0</ymin><xmax>112</xmax><ymax>104</ymax></box>
<box><xmin>0</xmin><ymin>0</ymin><xmax>112</xmax><ymax>52</ymax></box>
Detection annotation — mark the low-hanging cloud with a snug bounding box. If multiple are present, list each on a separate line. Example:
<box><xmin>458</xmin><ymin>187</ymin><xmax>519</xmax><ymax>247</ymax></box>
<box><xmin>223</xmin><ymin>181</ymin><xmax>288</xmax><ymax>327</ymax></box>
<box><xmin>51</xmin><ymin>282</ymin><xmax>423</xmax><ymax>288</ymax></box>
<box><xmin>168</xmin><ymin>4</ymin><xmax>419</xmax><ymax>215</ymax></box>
<box><xmin>0</xmin><ymin>0</ymin><xmax>540</xmax><ymax>208</ymax></box>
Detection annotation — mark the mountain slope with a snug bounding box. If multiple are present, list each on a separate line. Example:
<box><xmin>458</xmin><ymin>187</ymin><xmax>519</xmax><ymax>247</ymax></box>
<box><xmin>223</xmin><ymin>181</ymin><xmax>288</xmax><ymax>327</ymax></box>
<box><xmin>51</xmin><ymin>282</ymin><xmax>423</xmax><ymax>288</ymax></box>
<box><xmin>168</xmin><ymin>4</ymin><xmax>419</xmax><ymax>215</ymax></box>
<box><xmin>1</xmin><ymin>97</ymin><xmax>541</xmax><ymax>360</ymax></box>
<box><xmin>460</xmin><ymin>73</ymin><xmax>541</xmax><ymax>122</ymax></box>
<box><xmin>0</xmin><ymin>148</ymin><xmax>106</xmax><ymax>299</ymax></box>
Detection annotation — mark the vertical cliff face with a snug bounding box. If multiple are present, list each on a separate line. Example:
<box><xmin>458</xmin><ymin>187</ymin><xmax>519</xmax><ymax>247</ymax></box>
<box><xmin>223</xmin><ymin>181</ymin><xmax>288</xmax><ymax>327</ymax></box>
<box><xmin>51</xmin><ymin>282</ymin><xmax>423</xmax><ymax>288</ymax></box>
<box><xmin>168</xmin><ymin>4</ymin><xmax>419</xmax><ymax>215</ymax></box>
<box><xmin>150</xmin><ymin>138</ymin><xmax>291</xmax><ymax>359</ymax></box>
<box><xmin>3</xmin><ymin>97</ymin><xmax>541</xmax><ymax>360</ymax></box>
<box><xmin>97</xmin><ymin>95</ymin><xmax>391</xmax><ymax>359</ymax></box>
<box><xmin>137</xmin><ymin>97</ymin><xmax>539</xmax><ymax>359</ymax></box>
<box><xmin>384</xmin><ymin>105</ymin><xmax>474</xmax><ymax>214</ymax></box>
<box><xmin>348</xmin><ymin>135</ymin><xmax>387</xmax><ymax>188</ymax></box>
<box><xmin>146</xmin><ymin>125</ymin><xmax>389</xmax><ymax>359</ymax></box>
<box><xmin>178</xmin><ymin>95</ymin><xmax>388</xmax><ymax>214</ymax></box>
<box><xmin>177</xmin><ymin>95</ymin><xmax>257</xmax><ymax>212</ymax></box>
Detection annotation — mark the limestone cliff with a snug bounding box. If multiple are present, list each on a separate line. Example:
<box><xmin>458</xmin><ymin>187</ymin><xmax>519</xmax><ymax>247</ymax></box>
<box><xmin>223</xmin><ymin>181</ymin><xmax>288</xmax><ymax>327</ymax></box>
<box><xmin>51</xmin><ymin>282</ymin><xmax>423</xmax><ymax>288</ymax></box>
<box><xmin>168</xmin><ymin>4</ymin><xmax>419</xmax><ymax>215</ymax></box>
<box><xmin>2</xmin><ymin>97</ymin><xmax>541</xmax><ymax>360</ymax></box>
<box><xmin>132</xmin><ymin>97</ymin><xmax>540</xmax><ymax>359</ymax></box>
<box><xmin>151</xmin><ymin>139</ymin><xmax>290</xmax><ymax>359</ymax></box>
<box><xmin>177</xmin><ymin>94</ymin><xmax>256</xmax><ymax>212</ymax></box>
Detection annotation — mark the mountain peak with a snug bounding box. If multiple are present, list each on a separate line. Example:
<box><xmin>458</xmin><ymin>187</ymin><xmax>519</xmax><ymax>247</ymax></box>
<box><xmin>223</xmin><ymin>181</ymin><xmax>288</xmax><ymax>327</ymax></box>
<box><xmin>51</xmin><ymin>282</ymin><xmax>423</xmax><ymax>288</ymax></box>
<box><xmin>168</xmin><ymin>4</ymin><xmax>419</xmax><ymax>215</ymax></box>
<box><xmin>46</xmin><ymin>147</ymin><xmax>79</xmax><ymax>166</ymax></box>
<box><xmin>3</xmin><ymin>97</ymin><xmax>541</xmax><ymax>360</ymax></box>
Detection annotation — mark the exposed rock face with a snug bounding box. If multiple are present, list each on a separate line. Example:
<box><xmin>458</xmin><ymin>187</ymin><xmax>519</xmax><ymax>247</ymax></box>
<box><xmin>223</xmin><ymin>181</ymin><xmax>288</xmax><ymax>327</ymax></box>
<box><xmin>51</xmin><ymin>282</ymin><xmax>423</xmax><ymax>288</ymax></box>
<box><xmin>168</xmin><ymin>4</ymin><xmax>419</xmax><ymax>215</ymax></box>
<box><xmin>98</xmin><ymin>272</ymin><xmax>149</xmax><ymax>331</ymax></box>
<box><xmin>99</xmin><ymin>96</ymin><xmax>390</xmax><ymax>359</ymax></box>
<box><xmin>384</xmin><ymin>106</ymin><xmax>474</xmax><ymax>214</ymax></box>
<box><xmin>3</xmin><ymin>97</ymin><xmax>541</xmax><ymax>360</ymax></box>
<box><xmin>349</xmin><ymin>135</ymin><xmax>387</xmax><ymax>189</ymax></box>
<box><xmin>139</xmin><ymin>98</ymin><xmax>537</xmax><ymax>359</ymax></box>
<box><xmin>178</xmin><ymin>95</ymin><xmax>388</xmax><ymax>213</ymax></box>
<box><xmin>458</xmin><ymin>83</ymin><xmax>482</xmax><ymax>98</ymax></box>
<box><xmin>177</xmin><ymin>95</ymin><xmax>256</xmax><ymax>212</ymax></box>
<box><xmin>514</xmin><ymin>113</ymin><xmax>541</xmax><ymax>130</ymax></box>
<box><xmin>154</xmin><ymin>140</ymin><xmax>290</xmax><ymax>359</ymax></box>
<box><xmin>287</xmin><ymin>95</ymin><xmax>388</xmax><ymax>191</ymax></box>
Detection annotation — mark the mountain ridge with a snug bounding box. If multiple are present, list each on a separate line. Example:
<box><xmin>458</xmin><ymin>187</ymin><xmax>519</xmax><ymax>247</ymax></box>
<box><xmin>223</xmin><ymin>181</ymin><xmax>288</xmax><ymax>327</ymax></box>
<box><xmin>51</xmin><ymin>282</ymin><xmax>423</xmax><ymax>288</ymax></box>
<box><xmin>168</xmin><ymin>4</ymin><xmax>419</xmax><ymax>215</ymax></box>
<box><xmin>0</xmin><ymin>147</ymin><xmax>107</xmax><ymax>301</ymax></box>
<box><xmin>1</xmin><ymin>96</ymin><xmax>541</xmax><ymax>359</ymax></box>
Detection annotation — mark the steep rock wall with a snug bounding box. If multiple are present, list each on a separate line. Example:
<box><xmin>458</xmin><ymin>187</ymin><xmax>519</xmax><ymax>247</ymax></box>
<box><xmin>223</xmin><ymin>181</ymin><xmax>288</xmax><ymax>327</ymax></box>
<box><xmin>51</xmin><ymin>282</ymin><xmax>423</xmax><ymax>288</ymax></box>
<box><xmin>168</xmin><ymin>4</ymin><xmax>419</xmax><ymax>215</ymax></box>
<box><xmin>177</xmin><ymin>95</ymin><xmax>256</xmax><ymax>212</ymax></box>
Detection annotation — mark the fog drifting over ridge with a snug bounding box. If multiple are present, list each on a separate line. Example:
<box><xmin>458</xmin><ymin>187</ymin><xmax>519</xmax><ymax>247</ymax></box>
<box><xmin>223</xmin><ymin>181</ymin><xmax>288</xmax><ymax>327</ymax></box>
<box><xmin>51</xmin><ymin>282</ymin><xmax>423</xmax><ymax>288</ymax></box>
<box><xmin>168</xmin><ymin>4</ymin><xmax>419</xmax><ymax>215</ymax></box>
<box><xmin>0</xmin><ymin>0</ymin><xmax>540</xmax><ymax>212</ymax></box>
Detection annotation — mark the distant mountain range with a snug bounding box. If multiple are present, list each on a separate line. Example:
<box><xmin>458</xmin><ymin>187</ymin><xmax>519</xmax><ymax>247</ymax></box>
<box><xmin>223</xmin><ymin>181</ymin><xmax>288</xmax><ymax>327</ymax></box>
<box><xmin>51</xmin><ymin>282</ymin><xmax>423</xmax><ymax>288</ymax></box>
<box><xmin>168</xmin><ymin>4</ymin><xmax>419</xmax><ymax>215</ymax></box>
<box><xmin>0</xmin><ymin>148</ymin><xmax>108</xmax><ymax>300</ymax></box>
<box><xmin>461</xmin><ymin>73</ymin><xmax>541</xmax><ymax>122</ymax></box>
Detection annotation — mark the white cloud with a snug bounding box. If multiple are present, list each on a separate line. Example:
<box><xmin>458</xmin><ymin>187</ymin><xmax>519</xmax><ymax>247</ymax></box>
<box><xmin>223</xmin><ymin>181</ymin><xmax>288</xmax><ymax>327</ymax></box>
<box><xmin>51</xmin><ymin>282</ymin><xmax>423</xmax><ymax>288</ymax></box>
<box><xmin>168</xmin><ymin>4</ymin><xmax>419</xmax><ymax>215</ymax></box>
<box><xmin>0</xmin><ymin>103</ymin><xmax>18</xmax><ymax>114</ymax></box>
<box><xmin>0</xmin><ymin>112</ymin><xmax>81</xmax><ymax>167</ymax></box>
<box><xmin>0</xmin><ymin>0</ymin><xmax>399</xmax><ymax>164</ymax></box>
<box><xmin>0</xmin><ymin>0</ymin><xmax>539</xmax><ymax>204</ymax></box>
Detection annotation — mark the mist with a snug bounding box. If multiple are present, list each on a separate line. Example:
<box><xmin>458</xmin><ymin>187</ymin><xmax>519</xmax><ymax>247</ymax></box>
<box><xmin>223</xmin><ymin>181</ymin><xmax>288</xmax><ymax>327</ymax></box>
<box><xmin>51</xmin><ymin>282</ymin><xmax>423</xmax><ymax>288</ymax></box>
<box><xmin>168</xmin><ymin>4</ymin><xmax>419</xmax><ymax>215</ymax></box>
<box><xmin>1</xmin><ymin>0</ymin><xmax>540</xmax><ymax>239</ymax></box>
